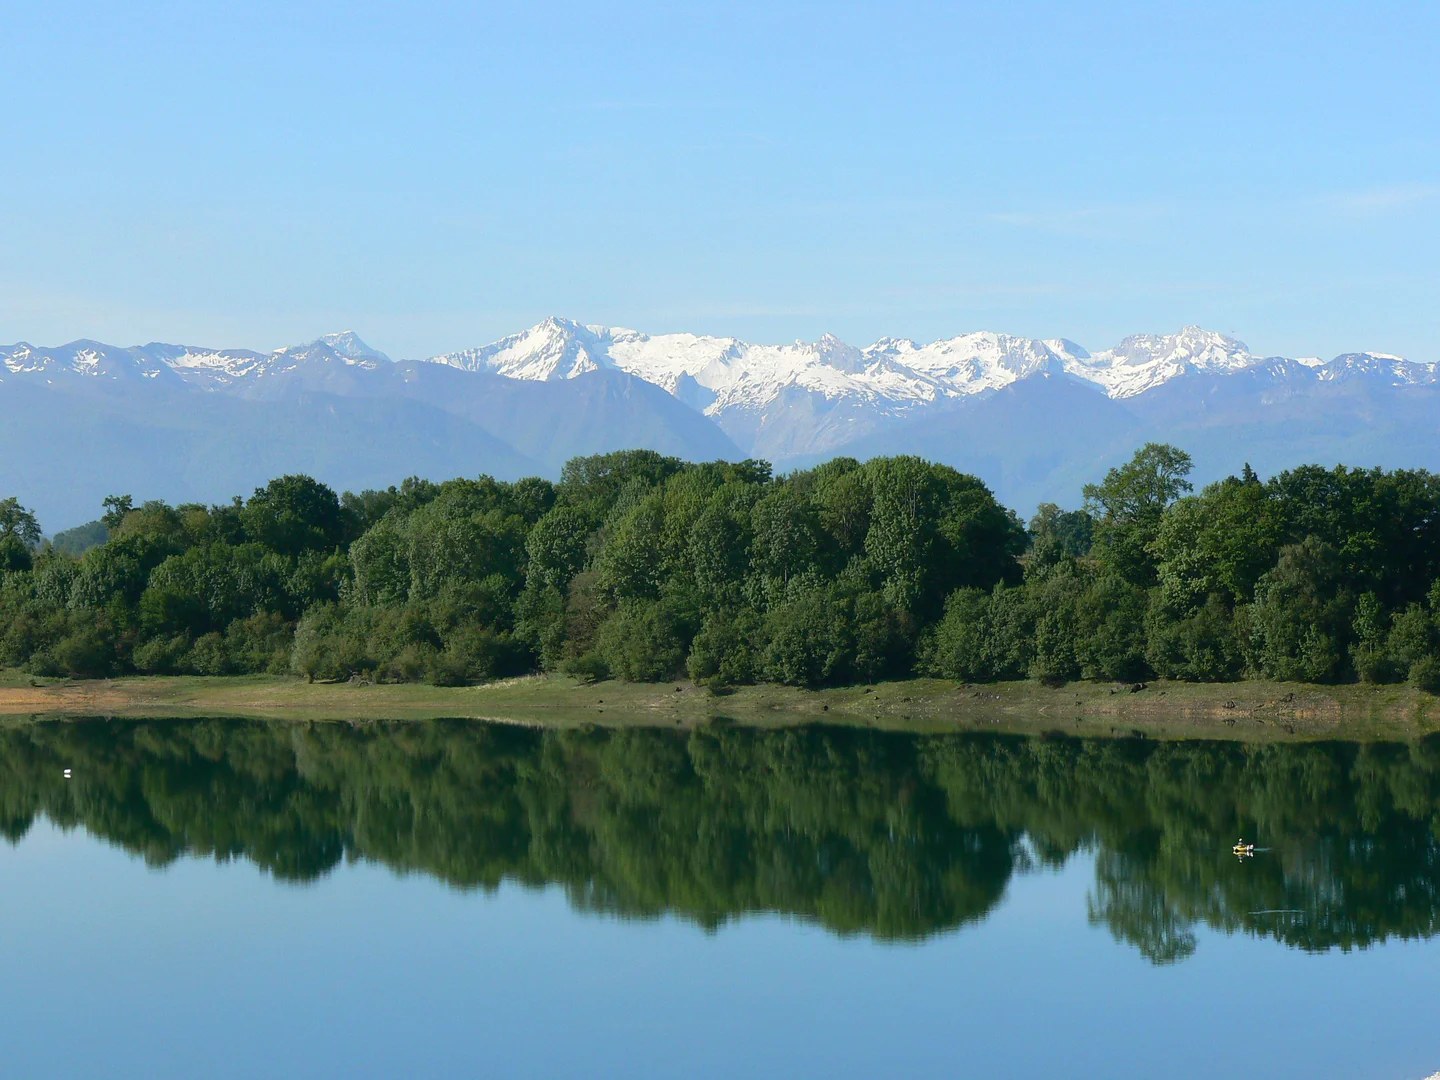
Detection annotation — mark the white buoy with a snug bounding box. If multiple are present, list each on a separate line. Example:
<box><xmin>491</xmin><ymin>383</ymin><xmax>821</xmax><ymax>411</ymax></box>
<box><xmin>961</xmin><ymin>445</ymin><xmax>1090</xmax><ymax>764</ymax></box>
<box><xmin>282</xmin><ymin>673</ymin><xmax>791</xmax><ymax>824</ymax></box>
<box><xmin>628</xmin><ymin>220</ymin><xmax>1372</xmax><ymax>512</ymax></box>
<box><xmin>63</xmin><ymin>768</ymin><xmax>71</xmax><ymax>779</ymax></box>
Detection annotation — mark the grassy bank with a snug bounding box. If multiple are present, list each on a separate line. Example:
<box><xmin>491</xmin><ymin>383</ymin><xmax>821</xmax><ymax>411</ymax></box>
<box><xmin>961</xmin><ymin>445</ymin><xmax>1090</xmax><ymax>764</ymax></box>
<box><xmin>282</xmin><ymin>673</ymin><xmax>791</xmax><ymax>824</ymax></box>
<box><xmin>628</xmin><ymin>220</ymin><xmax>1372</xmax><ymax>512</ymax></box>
<box><xmin>2</xmin><ymin>669</ymin><xmax>1437</xmax><ymax>741</ymax></box>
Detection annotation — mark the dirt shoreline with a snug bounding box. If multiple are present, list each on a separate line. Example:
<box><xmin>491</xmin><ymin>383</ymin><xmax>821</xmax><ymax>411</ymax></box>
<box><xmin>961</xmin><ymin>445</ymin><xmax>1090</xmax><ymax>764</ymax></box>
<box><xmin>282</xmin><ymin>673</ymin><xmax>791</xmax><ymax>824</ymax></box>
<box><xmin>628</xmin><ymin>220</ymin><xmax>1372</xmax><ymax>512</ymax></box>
<box><xmin>2</xmin><ymin>672</ymin><xmax>1436</xmax><ymax>741</ymax></box>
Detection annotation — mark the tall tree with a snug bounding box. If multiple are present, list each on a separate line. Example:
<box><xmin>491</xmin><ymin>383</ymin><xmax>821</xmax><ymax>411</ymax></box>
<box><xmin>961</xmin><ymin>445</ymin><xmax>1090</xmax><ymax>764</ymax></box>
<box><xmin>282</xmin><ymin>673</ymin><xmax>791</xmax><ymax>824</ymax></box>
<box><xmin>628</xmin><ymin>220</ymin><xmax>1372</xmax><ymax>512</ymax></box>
<box><xmin>0</xmin><ymin>498</ymin><xmax>41</xmax><ymax>548</ymax></box>
<box><xmin>0</xmin><ymin>497</ymin><xmax>42</xmax><ymax>572</ymax></box>
<box><xmin>1083</xmin><ymin>443</ymin><xmax>1193</xmax><ymax>585</ymax></box>
<box><xmin>241</xmin><ymin>475</ymin><xmax>346</xmax><ymax>557</ymax></box>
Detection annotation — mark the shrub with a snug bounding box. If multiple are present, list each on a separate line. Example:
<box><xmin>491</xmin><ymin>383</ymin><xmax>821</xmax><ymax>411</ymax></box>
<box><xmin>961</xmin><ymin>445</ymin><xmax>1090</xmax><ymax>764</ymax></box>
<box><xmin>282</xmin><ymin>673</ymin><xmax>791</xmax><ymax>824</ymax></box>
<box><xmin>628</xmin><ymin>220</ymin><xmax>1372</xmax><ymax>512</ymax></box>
<box><xmin>428</xmin><ymin>626</ymin><xmax>527</xmax><ymax>685</ymax></box>
<box><xmin>49</xmin><ymin>624</ymin><xmax>116</xmax><ymax>678</ymax></box>
<box><xmin>596</xmin><ymin>601</ymin><xmax>686</xmax><ymax>682</ymax></box>
<box><xmin>1409</xmin><ymin>656</ymin><xmax>1440</xmax><ymax>695</ymax></box>
<box><xmin>1352</xmin><ymin>644</ymin><xmax>1399</xmax><ymax>685</ymax></box>
<box><xmin>761</xmin><ymin>584</ymin><xmax>854</xmax><ymax>687</ymax></box>
<box><xmin>918</xmin><ymin>583</ymin><xmax>1031</xmax><ymax>682</ymax></box>
<box><xmin>1074</xmin><ymin>574</ymin><xmax>1150</xmax><ymax>682</ymax></box>
<box><xmin>380</xmin><ymin>643</ymin><xmax>434</xmax><ymax>684</ymax></box>
<box><xmin>686</xmin><ymin>609</ymin><xmax>761</xmax><ymax>687</ymax></box>
<box><xmin>1030</xmin><ymin>608</ymin><xmax>1081</xmax><ymax>685</ymax></box>
<box><xmin>919</xmin><ymin>588</ymin><xmax>993</xmax><ymax>681</ymax></box>
<box><xmin>225</xmin><ymin>612</ymin><xmax>294</xmax><ymax>675</ymax></box>
<box><xmin>851</xmin><ymin>591</ymin><xmax>910</xmax><ymax>683</ymax></box>
<box><xmin>562</xmin><ymin>651</ymin><xmax>610</xmax><ymax>684</ymax></box>
<box><xmin>1387</xmin><ymin>604</ymin><xmax>1436</xmax><ymax>672</ymax></box>
<box><xmin>290</xmin><ymin>603</ymin><xmax>371</xmax><ymax>682</ymax></box>
<box><xmin>133</xmin><ymin>634</ymin><xmax>190</xmax><ymax>675</ymax></box>
<box><xmin>1243</xmin><ymin>538</ymin><xmax>1347</xmax><ymax>682</ymax></box>
<box><xmin>186</xmin><ymin>632</ymin><xmax>231</xmax><ymax>676</ymax></box>
<box><xmin>1146</xmin><ymin>595</ymin><xmax>1244</xmax><ymax>682</ymax></box>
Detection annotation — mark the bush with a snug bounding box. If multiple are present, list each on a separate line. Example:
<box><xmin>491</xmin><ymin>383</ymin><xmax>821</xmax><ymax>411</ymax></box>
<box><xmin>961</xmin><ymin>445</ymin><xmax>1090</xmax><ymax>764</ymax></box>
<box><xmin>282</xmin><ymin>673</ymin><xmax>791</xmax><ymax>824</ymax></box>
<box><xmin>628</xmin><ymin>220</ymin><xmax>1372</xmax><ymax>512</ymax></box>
<box><xmin>225</xmin><ymin>612</ymin><xmax>294</xmax><ymax>675</ymax></box>
<box><xmin>290</xmin><ymin>603</ymin><xmax>371</xmax><ymax>682</ymax></box>
<box><xmin>1146</xmin><ymin>595</ymin><xmax>1244</xmax><ymax>682</ymax></box>
<box><xmin>1030</xmin><ymin>608</ymin><xmax>1081</xmax><ymax>685</ymax></box>
<box><xmin>918</xmin><ymin>583</ymin><xmax>1032</xmax><ymax>682</ymax></box>
<box><xmin>851</xmin><ymin>591</ymin><xmax>910</xmax><ymax>683</ymax></box>
<box><xmin>1074</xmin><ymin>575</ymin><xmax>1150</xmax><ymax>682</ymax></box>
<box><xmin>1243</xmin><ymin>539</ymin><xmax>1347</xmax><ymax>682</ymax></box>
<box><xmin>761</xmin><ymin>584</ymin><xmax>853</xmax><ymax>687</ymax></box>
<box><xmin>427</xmin><ymin>626</ymin><xmax>527</xmax><ymax>685</ymax></box>
<box><xmin>562</xmin><ymin>651</ymin><xmax>610</xmax><ymax>684</ymax></box>
<box><xmin>379</xmin><ymin>643</ymin><xmax>434</xmax><ymax>684</ymax></box>
<box><xmin>686</xmin><ymin>609</ymin><xmax>761</xmax><ymax>687</ymax></box>
<box><xmin>1352</xmin><ymin>644</ymin><xmax>1399</xmax><ymax>685</ymax></box>
<box><xmin>1409</xmin><ymin>656</ymin><xmax>1440</xmax><ymax>695</ymax></box>
<box><xmin>427</xmin><ymin>649</ymin><xmax>471</xmax><ymax>687</ymax></box>
<box><xmin>596</xmin><ymin>601</ymin><xmax>686</xmax><ymax>682</ymax></box>
<box><xmin>920</xmin><ymin>588</ymin><xmax>994</xmax><ymax>681</ymax></box>
<box><xmin>514</xmin><ymin>584</ymin><xmax>568</xmax><ymax>670</ymax></box>
<box><xmin>133</xmin><ymin>633</ymin><xmax>190</xmax><ymax>674</ymax></box>
<box><xmin>186</xmin><ymin>632</ymin><xmax>231</xmax><ymax>676</ymax></box>
<box><xmin>1387</xmin><ymin>604</ymin><xmax>1436</xmax><ymax>673</ymax></box>
<box><xmin>49</xmin><ymin>624</ymin><xmax>116</xmax><ymax>678</ymax></box>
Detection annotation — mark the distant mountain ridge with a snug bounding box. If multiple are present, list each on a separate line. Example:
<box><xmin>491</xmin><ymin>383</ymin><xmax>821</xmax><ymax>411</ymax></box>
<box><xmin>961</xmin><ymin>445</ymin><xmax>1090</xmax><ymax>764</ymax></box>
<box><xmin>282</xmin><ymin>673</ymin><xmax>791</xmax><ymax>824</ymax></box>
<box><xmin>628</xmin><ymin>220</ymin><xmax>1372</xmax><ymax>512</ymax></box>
<box><xmin>8</xmin><ymin>319</ymin><xmax>1432</xmax><ymax>400</ymax></box>
<box><xmin>4</xmin><ymin>320</ymin><xmax>1439</xmax><ymax>531</ymax></box>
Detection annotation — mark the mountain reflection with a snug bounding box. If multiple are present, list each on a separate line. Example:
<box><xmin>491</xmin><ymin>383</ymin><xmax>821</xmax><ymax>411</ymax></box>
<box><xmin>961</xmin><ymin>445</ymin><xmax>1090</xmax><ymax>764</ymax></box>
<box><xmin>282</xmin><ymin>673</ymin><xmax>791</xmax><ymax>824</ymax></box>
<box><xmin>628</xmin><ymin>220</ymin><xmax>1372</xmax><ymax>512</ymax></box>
<box><xmin>2</xmin><ymin>720</ymin><xmax>1439</xmax><ymax>963</ymax></box>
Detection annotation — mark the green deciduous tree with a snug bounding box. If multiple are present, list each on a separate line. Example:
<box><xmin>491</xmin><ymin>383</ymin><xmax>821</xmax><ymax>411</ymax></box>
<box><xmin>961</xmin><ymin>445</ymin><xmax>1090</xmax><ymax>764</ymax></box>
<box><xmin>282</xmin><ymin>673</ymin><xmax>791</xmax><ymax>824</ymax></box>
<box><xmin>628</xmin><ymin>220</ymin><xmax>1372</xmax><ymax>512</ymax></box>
<box><xmin>1084</xmin><ymin>443</ymin><xmax>1193</xmax><ymax>585</ymax></box>
<box><xmin>241</xmin><ymin>475</ymin><xmax>347</xmax><ymax>556</ymax></box>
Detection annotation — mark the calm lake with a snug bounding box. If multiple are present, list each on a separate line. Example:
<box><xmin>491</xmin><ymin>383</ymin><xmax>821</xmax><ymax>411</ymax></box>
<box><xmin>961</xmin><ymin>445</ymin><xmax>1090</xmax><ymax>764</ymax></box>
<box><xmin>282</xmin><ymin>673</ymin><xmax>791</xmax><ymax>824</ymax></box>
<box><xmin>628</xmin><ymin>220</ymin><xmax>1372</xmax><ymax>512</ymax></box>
<box><xmin>2</xmin><ymin>719</ymin><xmax>1438</xmax><ymax>1079</ymax></box>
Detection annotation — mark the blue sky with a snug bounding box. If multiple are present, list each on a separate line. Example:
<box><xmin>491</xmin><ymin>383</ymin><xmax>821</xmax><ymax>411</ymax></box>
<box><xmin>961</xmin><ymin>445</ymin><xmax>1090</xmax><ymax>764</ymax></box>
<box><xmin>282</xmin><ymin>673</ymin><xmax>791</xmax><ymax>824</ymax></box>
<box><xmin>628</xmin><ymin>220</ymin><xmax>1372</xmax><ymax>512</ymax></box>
<box><xmin>2</xmin><ymin>1</ymin><xmax>1437</xmax><ymax>360</ymax></box>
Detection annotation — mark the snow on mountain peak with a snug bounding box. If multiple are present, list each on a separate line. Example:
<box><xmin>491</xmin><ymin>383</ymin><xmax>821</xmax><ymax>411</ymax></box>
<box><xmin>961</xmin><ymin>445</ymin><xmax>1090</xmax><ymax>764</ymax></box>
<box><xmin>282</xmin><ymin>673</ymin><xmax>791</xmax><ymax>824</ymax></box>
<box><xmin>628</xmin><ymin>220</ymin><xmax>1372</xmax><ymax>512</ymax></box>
<box><xmin>433</xmin><ymin>316</ymin><xmax>608</xmax><ymax>380</ymax></box>
<box><xmin>1</xmin><ymin>339</ymin><xmax>183</xmax><ymax>383</ymax></box>
<box><xmin>5</xmin><ymin>322</ymin><xmax>1434</xmax><ymax>424</ymax></box>
<box><xmin>815</xmin><ymin>333</ymin><xmax>867</xmax><ymax>374</ymax></box>
<box><xmin>871</xmin><ymin>332</ymin><xmax>1072</xmax><ymax>394</ymax></box>
<box><xmin>1045</xmin><ymin>338</ymin><xmax>1090</xmax><ymax>361</ymax></box>
<box><xmin>1064</xmin><ymin>326</ymin><xmax>1261</xmax><ymax>397</ymax></box>
<box><xmin>1110</xmin><ymin>326</ymin><xmax>1250</xmax><ymax>368</ymax></box>
<box><xmin>274</xmin><ymin>332</ymin><xmax>391</xmax><ymax>368</ymax></box>
<box><xmin>317</xmin><ymin>331</ymin><xmax>391</xmax><ymax>364</ymax></box>
<box><xmin>1316</xmin><ymin>351</ymin><xmax>1440</xmax><ymax>386</ymax></box>
<box><xmin>410</xmin><ymin>319</ymin><xmax>1438</xmax><ymax>413</ymax></box>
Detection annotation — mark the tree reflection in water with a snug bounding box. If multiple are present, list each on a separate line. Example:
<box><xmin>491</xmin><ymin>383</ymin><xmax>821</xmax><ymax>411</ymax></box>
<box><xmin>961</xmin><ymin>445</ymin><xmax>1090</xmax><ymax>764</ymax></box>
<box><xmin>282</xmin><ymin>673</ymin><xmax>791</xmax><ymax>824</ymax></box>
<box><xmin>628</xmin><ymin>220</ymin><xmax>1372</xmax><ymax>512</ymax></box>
<box><xmin>2</xmin><ymin>719</ymin><xmax>1438</xmax><ymax>963</ymax></box>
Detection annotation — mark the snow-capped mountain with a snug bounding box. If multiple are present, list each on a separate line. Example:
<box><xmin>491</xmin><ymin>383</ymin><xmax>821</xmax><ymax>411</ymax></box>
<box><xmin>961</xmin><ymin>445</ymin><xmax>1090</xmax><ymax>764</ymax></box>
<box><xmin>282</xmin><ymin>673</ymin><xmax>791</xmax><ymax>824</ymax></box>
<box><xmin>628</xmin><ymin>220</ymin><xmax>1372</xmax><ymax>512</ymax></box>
<box><xmin>6</xmin><ymin>318</ymin><xmax>1440</xmax><ymax>530</ymax></box>
<box><xmin>430</xmin><ymin>318</ymin><xmax>1085</xmax><ymax>416</ymax></box>
<box><xmin>418</xmin><ymin>318</ymin><xmax>1440</xmax><ymax>457</ymax></box>
<box><xmin>0</xmin><ymin>339</ymin><xmax>188</xmax><ymax>383</ymax></box>
<box><xmin>427</xmin><ymin>317</ymin><xmax>1439</xmax><ymax>409</ymax></box>
<box><xmin>1065</xmin><ymin>326</ymin><xmax>1262</xmax><ymax>397</ymax></box>
<box><xmin>7</xmin><ymin>320</ymin><xmax>1432</xmax><ymax>408</ymax></box>
<box><xmin>0</xmin><ymin>331</ymin><xmax>390</xmax><ymax>392</ymax></box>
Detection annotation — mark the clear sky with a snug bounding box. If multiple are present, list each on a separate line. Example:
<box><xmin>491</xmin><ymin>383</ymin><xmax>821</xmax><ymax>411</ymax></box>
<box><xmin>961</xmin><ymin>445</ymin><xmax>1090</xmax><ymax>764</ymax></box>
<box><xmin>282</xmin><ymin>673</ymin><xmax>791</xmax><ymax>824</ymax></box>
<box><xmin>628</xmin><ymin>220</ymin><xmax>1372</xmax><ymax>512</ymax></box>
<box><xmin>2</xmin><ymin>1</ymin><xmax>1438</xmax><ymax>360</ymax></box>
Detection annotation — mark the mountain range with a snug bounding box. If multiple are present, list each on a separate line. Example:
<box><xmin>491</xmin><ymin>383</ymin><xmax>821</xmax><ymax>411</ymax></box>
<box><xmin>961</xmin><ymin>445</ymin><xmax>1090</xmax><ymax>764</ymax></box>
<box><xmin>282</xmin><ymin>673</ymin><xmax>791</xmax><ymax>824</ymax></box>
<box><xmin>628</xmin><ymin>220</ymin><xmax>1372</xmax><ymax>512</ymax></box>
<box><xmin>5</xmin><ymin>320</ymin><xmax>1438</xmax><ymax>531</ymax></box>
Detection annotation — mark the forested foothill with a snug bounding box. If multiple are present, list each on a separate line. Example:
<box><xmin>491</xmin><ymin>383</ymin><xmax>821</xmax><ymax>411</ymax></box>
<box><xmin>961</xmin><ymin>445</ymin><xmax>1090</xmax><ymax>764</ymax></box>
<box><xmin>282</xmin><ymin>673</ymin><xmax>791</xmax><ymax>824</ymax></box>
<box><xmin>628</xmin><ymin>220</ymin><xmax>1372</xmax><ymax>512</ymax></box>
<box><xmin>3</xmin><ymin>444</ymin><xmax>1440</xmax><ymax>692</ymax></box>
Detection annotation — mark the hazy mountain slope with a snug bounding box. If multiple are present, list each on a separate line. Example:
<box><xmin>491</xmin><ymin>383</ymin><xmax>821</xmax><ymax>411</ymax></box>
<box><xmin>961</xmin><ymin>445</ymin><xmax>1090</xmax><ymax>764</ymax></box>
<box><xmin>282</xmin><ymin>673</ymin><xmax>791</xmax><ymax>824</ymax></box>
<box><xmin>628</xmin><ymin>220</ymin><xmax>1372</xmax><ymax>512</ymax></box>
<box><xmin>793</xmin><ymin>375</ymin><xmax>1145</xmax><ymax>510</ymax></box>
<box><xmin>234</xmin><ymin>359</ymin><xmax>742</xmax><ymax>470</ymax></box>
<box><xmin>415</xmin><ymin>366</ymin><xmax>742</xmax><ymax>468</ymax></box>
<box><xmin>816</xmin><ymin>367</ymin><xmax>1440</xmax><ymax>512</ymax></box>
<box><xmin>0</xmin><ymin>379</ymin><xmax>542</xmax><ymax>531</ymax></box>
<box><xmin>0</xmin><ymin>334</ymin><xmax>737</xmax><ymax>528</ymax></box>
<box><xmin>6</xmin><ymin>322</ymin><xmax>1440</xmax><ymax>527</ymax></box>
<box><xmin>419</xmin><ymin>321</ymin><xmax>1440</xmax><ymax>480</ymax></box>
<box><xmin>1125</xmin><ymin>367</ymin><xmax>1440</xmax><ymax>485</ymax></box>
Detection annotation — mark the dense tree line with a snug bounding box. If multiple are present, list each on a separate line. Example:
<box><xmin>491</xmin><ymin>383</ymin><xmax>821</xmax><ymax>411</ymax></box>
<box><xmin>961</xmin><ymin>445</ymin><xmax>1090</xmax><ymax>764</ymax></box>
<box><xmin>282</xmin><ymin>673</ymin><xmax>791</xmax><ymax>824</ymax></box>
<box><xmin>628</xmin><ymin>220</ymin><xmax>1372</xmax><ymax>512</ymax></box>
<box><xmin>3</xmin><ymin>444</ymin><xmax>1440</xmax><ymax>689</ymax></box>
<box><xmin>4</xmin><ymin>719</ymin><xmax>1439</xmax><ymax>958</ymax></box>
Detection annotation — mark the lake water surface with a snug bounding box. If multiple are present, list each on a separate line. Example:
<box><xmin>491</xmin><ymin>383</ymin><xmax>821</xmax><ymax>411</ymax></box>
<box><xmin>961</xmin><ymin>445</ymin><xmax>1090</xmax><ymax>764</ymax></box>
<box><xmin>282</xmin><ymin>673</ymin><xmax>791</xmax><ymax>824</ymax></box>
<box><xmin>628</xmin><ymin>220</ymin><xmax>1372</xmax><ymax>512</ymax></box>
<box><xmin>1</xmin><ymin>719</ymin><xmax>1438</xmax><ymax>1079</ymax></box>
